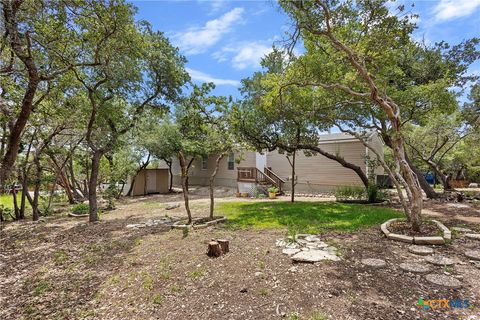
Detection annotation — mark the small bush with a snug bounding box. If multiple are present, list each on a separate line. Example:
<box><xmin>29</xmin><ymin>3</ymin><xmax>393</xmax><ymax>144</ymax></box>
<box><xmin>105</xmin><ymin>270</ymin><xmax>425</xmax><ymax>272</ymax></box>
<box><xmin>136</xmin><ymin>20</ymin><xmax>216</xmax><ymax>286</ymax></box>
<box><xmin>267</xmin><ymin>186</ymin><xmax>279</xmax><ymax>194</ymax></box>
<box><xmin>335</xmin><ymin>186</ymin><xmax>366</xmax><ymax>201</ymax></box>
<box><xmin>72</xmin><ymin>203</ymin><xmax>89</xmax><ymax>215</ymax></box>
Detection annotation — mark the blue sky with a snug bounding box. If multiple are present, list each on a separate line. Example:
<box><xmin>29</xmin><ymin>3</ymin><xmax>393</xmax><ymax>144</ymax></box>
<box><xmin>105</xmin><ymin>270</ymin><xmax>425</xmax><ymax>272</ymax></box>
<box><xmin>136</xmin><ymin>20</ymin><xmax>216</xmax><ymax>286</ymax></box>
<box><xmin>130</xmin><ymin>0</ymin><xmax>480</xmax><ymax>99</ymax></box>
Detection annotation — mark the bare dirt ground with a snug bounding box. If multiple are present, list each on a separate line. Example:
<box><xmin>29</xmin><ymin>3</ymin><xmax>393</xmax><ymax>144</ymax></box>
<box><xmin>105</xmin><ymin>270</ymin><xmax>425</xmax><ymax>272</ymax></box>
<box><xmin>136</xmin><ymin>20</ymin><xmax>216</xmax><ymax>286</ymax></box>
<box><xmin>1</xmin><ymin>187</ymin><xmax>480</xmax><ymax>320</ymax></box>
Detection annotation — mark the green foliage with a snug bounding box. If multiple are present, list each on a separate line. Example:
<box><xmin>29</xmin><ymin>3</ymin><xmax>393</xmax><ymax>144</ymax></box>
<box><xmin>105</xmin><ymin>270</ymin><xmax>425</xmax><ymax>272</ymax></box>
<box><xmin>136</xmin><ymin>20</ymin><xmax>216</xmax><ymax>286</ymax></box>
<box><xmin>103</xmin><ymin>185</ymin><xmax>118</xmax><ymax>210</ymax></box>
<box><xmin>267</xmin><ymin>186</ymin><xmax>279</xmax><ymax>194</ymax></box>
<box><xmin>72</xmin><ymin>203</ymin><xmax>89</xmax><ymax>215</ymax></box>
<box><xmin>219</xmin><ymin>201</ymin><xmax>402</xmax><ymax>233</ymax></box>
<box><xmin>369</xmin><ymin>184</ymin><xmax>389</xmax><ymax>202</ymax></box>
<box><xmin>187</xmin><ymin>268</ymin><xmax>205</xmax><ymax>279</ymax></box>
<box><xmin>335</xmin><ymin>186</ymin><xmax>366</xmax><ymax>201</ymax></box>
<box><xmin>152</xmin><ymin>294</ymin><xmax>163</xmax><ymax>305</ymax></box>
<box><xmin>0</xmin><ymin>204</ymin><xmax>14</xmax><ymax>221</ymax></box>
<box><xmin>33</xmin><ymin>280</ymin><xmax>51</xmax><ymax>296</ymax></box>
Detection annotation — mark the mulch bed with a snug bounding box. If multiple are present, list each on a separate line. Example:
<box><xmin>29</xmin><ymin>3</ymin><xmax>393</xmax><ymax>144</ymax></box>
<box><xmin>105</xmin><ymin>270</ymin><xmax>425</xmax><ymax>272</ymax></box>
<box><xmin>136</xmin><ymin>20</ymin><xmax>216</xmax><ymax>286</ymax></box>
<box><xmin>1</xmin><ymin>197</ymin><xmax>479</xmax><ymax>320</ymax></box>
<box><xmin>387</xmin><ymin>220</ymin><xmax>440</xmax><ymax>237</ymax></box>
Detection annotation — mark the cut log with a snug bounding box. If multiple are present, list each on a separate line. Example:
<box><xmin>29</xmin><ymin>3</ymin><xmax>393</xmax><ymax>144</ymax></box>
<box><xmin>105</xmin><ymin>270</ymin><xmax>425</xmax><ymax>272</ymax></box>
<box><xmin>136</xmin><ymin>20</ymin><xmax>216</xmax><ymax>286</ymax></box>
<box><xmin>217</xmin><ymin>239</ymin><xmax>229</xmax><ymax>253</ymax></box>
<box><xmin>207</xmin><ymin>241</ymin><xmax>222</xmax><ymax>257</ymax></box>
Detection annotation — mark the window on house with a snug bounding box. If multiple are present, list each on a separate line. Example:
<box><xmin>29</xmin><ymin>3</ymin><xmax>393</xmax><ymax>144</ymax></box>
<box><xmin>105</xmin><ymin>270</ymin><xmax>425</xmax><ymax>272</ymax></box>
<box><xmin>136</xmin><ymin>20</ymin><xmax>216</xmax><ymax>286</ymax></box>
<box><xmin>201</xmin><ymin>156</ymin><xmax>208</xmax><ymax>170</ymax></box>
<box><xmin>228</xmin><ymin>152</ymin><xmax>234</xmax><ymax>170</ymax></box>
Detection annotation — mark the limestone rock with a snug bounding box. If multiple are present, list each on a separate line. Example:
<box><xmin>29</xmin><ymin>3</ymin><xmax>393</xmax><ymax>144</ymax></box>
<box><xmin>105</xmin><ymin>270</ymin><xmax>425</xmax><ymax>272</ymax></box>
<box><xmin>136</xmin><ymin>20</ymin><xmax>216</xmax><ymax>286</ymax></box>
<box><xmin>425</xmin><ymin>274</ymin><xmax>462</xmax><ymax>289</ymax></box>
<box><xmin>291</xmin><ymin>250</ymin><xmax>340</xmax><ymax>263</ymax></box>
<box><xmin>408</xmin><ymin>245</ymin><xmax>434</xmax><ymax>256</ymax></box>
<box><xmin>451</xmin><ymin>227</ymin><xmax>473</xmax><ymax>233</ymax></box>
<box><xmin>361</xmin><ymin>258</ymin><xmax>386</xmax><ymax>268</ymax></box>
<box><xmin>465</xmin><ymin>234</ymin><xmax>480</xmax><ymax>240</ymax></box>
<box><xmin>282</xmin><ymin>248</ymin><xmax>301</xmax><ymax>256</ymax></box>
<box><xmin>465</xmin><ymin>250</ymin><xmax>480</xmax><ymax>261</ymax></box>
<box><xmin>399</xmin><ymin>262</ymin><xmax>430</xmax><ymax>274</ymax></box>
<box><xmin>425</xmin><ymin>256</ymin><xmax>455</xmax><ymax>266</ymax></box>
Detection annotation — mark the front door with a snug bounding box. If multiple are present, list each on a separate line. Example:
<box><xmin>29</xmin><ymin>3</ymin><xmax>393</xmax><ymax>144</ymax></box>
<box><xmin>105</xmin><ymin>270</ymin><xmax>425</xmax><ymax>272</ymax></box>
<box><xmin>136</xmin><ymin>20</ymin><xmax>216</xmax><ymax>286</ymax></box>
<box><xmin>146</xmin><ymin>170</ymin><xmax>157</xmax><ymax>193</ymax></box>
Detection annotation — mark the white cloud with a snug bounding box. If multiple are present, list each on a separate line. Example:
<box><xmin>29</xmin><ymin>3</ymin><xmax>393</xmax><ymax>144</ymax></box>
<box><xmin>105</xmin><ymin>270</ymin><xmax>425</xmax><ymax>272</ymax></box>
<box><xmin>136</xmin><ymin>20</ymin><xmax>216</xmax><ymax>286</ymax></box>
<box><xmin>213</xmin><ymin>42</ymin><xmax>273</xmax><ymax>70</ymax></box>
<box><xmin>186</xmin><ymin>67</ymin><xmax>240</xmax><ymax>86</ymax></box>
<box><xmin>174</xmin><ymin>7</ymin><xmax>244</xmax><ymax>55</ymax></box>
<box><xmin>433</xmin><ymin>0</ymin><xmax>480</xmax><ymax>22</ymax></box>
<box><xmin>197</xmin><ymin>0</ymin><xmax>225</xmax><ymax>14</ymax></box>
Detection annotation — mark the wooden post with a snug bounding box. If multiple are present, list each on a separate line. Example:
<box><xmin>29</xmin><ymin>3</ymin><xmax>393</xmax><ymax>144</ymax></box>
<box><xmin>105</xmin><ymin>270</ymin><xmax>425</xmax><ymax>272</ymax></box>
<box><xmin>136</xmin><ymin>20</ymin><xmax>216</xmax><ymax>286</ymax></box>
<box><xmin>217</xmin><ymin>239</ymin><xmax>229</xmax><ymax>254</ymax></box>
<box><xmin>207</xmin><ymin>241</ymin><xmax>222</xmax><ymax>257</ymax></box>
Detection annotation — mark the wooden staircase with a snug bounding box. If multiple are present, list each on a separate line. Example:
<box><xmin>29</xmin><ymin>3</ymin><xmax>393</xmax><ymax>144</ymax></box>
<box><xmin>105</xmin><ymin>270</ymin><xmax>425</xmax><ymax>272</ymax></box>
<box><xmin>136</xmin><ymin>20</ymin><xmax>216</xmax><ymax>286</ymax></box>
<box><xmin>237</xmin><ymin>167</ymin><xmax>285</xmax><ymax>193</ymax></box>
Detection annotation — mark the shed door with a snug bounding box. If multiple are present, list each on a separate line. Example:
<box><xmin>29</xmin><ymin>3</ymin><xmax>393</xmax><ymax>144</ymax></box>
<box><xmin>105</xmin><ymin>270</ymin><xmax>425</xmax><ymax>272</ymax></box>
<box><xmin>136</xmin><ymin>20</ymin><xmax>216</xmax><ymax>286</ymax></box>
<box><xmin>146</xmin><ymin>171</ymin><xmax>157</xmax><ymax>193</ymax></box>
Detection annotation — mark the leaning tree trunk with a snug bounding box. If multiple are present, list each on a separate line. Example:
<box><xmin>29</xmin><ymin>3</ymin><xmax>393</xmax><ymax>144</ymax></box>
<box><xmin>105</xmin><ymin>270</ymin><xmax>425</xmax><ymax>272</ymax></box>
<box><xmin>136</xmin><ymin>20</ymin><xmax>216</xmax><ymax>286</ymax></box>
<box><xmin>31</xmin><ymin>157</ymin><xmax>42</xmax><ymax>221</ymax></box>
<box><xmin>19</xmin><ymin>175</ymin><xmax>27</xmax><ymax>219</ymax></box>
<box><xmin>405</xmin><ymin>154</ymin><xmax>439</xmax><ymax>199</ymax></box>
<box><xmin>386</xmin><ymin>135</ymin><xmax>439</xmax><ymax>199</ymax></box>
<box><xmin>290</xmin><ymin>151</ymin><xmax>296</xmax><ymax>203</ymax></box>
<box><xmin>427</xmin><ymin>160</ymin><xmax>453</xmax><ymax>191</ymax></box>
<box><xmin>178</xmin><ymin>152</ymin><xmax>192</xmax><ymax>224</ymax></box>
<box><xmin>12</xmin><ymin>185</ymin><xmax>20</xmax><ymax>220</ymax></box>
<box><xmin>390</xmin><ymin>129</ymin><xmax>423</xmax><ymax>231</ymax></box>
<box><xmin>166</xmin><ymin>160</ymin><xmax>173</xmax><ymax>192</ymax></box>
<box><xmin>209</xmin><ymin>154</ymin><xmax>225</xmax><ymax>219</ymax></box>
<box><xmin>88</xmin><ymin>151</ymin><xmax>102</xmax><ymax>222</ymax></box>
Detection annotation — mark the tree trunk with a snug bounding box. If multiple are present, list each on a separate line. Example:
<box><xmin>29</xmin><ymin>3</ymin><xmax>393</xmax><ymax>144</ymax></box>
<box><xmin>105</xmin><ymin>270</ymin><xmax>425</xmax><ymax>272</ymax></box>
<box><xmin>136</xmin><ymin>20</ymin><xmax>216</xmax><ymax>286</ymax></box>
<box><xmin>20</xmin><ymin>175</ymin><xmax>27</xmax><ymax>219</ymax></box>
<box><xmin>126</xmin><ymin>155</ymin><xmax>150</xmax><ymax>197</ymax></box>
<box><xmin>178</xmin><ymin>152</ymin><xmax>192</xmax><ymax>224</ymax></box>
<box><xmin>426</xmin><ymin>160</ymin><xmax>453</xmax><ymax>191</ymax></box>
<box><xmin>31</xmin><ymin>158</ymin><xmax>42</xmax><ymax>221</ymax></box>
<box><xmin>0</xmin><ymin>2</ymin><xmax>41</xmax><ymax>187</ymax></box>
<box><xmin>88</xmin><ymin>151</ymin><xmax>102</xmax><ymax>222</ymax></box>
<box><xmin>166</xmin><ymin>160</ymin><xmax>173</xmax><ymax>192</ymax></box>
<box><xmin>60</xmin><ymin>170</ymin><xmax>75</xmax><ymax>204</ymax></box>
<box><xmin>47</xmin><ymin>179</ymin><xmax>57</xmax><ymax>211</ymax></box>
<box><xmin>209</xmin><ymin>154</ymin><xmax>225</xmax><ymax>219</ymax></box>
<box><xmin>385</xmin><ymin>135</ymin><xmax>439</xmax><ymax>199</ymax></box>
<box><xmin>217</xmin><ymin>239</ymin><xmax>229</xmax><ymax>253</ymax></box>
<box><xmin>405</xmin><ymin>154</ymin><xmax>439</xmax><ymax>199</ymax></box>
<box><xmin>68</xmin><ymin>157</ymin><xmax>83</xmax><ymax>200</ymax></box>
<box><xmin>207</xmin><ymin>241</ymin><xmax>222</xmax><ymax>257</ymax></box>
<box><xmin>291</xmin><ymin>151</ymin><xmax>296</xmax><ymax>202</ymax></box>
<box><xmin>12</xmin><ymin>186</ymin><xmax>20</xmax><ymax>220</ymax></box>
<box><xmin>390</xmin><ymin>130</ymin><xmax>423</xmax><ymax>231</ymax></box>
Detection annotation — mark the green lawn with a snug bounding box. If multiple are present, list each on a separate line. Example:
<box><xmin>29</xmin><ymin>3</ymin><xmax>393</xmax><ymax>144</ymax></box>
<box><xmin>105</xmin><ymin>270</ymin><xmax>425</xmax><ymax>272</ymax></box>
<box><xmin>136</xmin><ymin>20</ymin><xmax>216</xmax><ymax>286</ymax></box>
<box><xmin>0</xmin><ymin>193</ymin><xmax>31</xmax><ymax>210</ymax></box>
<box><xmin>218</xmin><ymin>201</ymin><xmax>403</xmax><ymax>233</ymax></box>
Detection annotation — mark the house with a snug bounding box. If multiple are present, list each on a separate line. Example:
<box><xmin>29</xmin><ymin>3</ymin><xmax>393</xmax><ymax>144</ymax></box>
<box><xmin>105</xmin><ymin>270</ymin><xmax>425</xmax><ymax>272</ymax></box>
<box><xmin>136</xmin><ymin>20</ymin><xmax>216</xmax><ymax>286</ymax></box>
<box><xmin>170</xmin><ymin>132</ymin><xmax>384</xmax><ymax>194</ymax></box>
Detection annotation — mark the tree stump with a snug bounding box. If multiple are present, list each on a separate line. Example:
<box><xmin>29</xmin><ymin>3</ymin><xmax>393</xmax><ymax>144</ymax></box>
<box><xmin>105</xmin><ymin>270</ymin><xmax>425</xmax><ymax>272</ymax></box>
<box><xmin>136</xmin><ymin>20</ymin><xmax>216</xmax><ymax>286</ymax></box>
<box><xmin>207</xmin><ymin>241</ymin><xmax>222</xmax><ymax>257</ymax></box>
<box><xmin>217</xmin><ymin>239</ymin><xmax>229</xmax><ymax>253</ymax></box>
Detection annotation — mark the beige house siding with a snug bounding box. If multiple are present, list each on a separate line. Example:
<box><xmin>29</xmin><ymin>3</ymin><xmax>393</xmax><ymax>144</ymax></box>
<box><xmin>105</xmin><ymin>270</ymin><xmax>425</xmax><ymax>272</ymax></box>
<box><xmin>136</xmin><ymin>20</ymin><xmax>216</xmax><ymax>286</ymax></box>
<box><xmin>168</xmin><ymin>133</ymin><xmax>384</xmax><ymax>193</ymax></box>
<box><xmin>366</xmin><ymin>134</ymin><xmax>385</xmax><ymax>176</ymax></box>
<box><xmin>267</xmin><ymin>141</ymin><xmax>367</xmax><ymax>193</ymax></box>
<box><xmin>171</xmin><ymin>151</ymin><xmax>256</xmax><ymax>187</ymax></box>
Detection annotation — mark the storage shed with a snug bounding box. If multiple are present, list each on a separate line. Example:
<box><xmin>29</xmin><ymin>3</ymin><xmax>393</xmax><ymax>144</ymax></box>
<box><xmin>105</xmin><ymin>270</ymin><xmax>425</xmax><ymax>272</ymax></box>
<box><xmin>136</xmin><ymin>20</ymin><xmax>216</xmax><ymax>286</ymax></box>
<box><xmin>128</xmin><ymin>168</ymin><xmax>169</xmax><ymax>196</ymax></box>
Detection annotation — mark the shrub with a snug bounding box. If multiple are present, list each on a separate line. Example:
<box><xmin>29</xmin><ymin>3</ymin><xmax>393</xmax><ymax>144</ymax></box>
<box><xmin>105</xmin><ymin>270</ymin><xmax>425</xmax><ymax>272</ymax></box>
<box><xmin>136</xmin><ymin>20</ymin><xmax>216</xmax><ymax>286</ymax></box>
<box><xmin>72</xmin><ymin>203</ymin><xmax>89</xmax><ymax>215</ymax></box>
<box><xmin>335</xmin><ymin>186</ymin><xmax>366</xmax><ymax>201</ymax></box>
<box><xmin>267</xmin><ymin>186</ymin><xmax>279</xmax><ymax>194</ymax></box>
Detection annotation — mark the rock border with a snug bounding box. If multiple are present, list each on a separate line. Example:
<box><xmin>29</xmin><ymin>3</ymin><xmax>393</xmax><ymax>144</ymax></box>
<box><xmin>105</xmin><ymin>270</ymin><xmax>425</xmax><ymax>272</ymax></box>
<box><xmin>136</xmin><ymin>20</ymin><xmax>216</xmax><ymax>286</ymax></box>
<box><xmin>381</xmin><ymin>218</ymin><xmax>450</xmax><ymax>245</ymax></box>
<box><xmin>171</xmin><ymin>216</ymin><xmax>226</xmax><ymax>230</ymax></box>
<box><xmin>67</xmin><ymin>212</ymin><xmax>89</xmax><ymax>218</ymax></box>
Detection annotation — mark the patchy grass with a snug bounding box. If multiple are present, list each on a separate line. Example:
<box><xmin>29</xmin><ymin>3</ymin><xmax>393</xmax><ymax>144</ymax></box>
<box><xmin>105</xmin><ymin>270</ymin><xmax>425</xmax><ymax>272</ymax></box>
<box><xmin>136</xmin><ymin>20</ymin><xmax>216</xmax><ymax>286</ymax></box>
<box><xmin>187</xmin><ymin>268</ymin><xmax>205</xmax><ymax>279</ymax></box>
<box><xmin>152</xmin><ymin>294</ymin><xmax>163</xmax><ymax>305</ymax></box>
<box><xmin>218</xmin><ymin>201</ymin><xmax>402</xmax><ymax>233</ymax></box>
<box><xmin>33</xmin><ymin>280</ymin><xmax>51</xmax><ymax>296</ymax></box>
<box><xmin>0</xmin><ymin>194</ymin><xmax>30</xmax><ymax>208</ymax></box>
